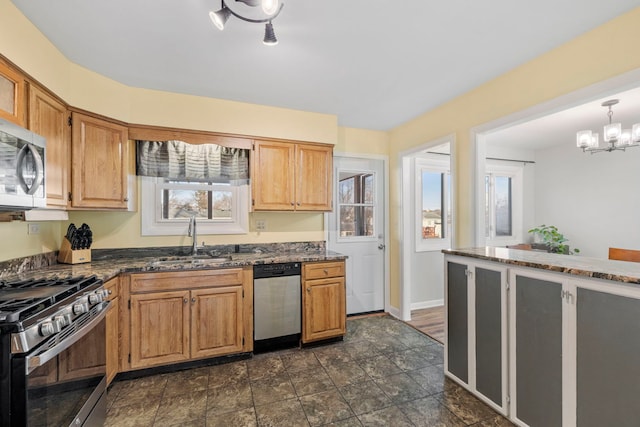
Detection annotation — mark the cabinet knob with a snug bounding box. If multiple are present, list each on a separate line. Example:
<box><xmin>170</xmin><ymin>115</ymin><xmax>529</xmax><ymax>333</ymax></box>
<box><xmin>183</xmin><ymin>298</ymin><xmax>188</xmax><ymax>304</ymax></box>
<box><xmin>123</xmin><ymin>197</ymin><xmax>129</xmax><ymax>202</ymax></box>
<box><xmin>291</xmin><ymin>202</ymin><xmax>295</xmax><ymax>206</ymax></box>
<box><xmin>306</xmin><ymin>288</ymin><xmax>311</xmax><ymax>293</ymax></box>
<box><xmin>297</xmin><ymin>202</ymin><xmax>300</xmax><ymax>206</ymax></box>
<box><xmin>323</xmin><ymin>269</ymin><xmax>328</xmax><ymax>275</ymax></box>
<box><xmin>191</xmin><ymin>297</ymin><xmax>196</xmax><ymax>304</ymax></box>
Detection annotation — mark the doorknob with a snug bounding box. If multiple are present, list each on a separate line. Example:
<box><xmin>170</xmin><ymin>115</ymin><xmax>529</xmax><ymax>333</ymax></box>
<box><xmin>378</xmin><ymin>244</ymin><xmax>385</xmax><ymax>250</ymax></box>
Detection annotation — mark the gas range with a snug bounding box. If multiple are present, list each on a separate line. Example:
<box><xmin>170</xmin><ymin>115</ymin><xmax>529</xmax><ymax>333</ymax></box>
<box><xmin>0</xmin><ymin>275</ymin><xmax>106</xmax><ymax>353</ymax></box>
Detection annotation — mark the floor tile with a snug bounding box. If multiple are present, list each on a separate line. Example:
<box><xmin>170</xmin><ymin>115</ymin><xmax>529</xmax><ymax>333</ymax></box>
<box><xmin>324</xmin><ymin>360</ymin><xmax>370</xmax><ymax>387</ymax></box>
<box><xmin>154</xmin><ymin>390</ymin><xmax>207</xmax><ymax>425</ymax></box>
<box><xmin>313</xmin><ymin>343</ymin><xmax>352</xmax><ymax>366</ymax></box>
<box><xmin>299</xmin><ymin>389</ymin><xmax>354</xmax><ymax>426</ymax></box>
<box><xmin>374</xmin><ymin>372</ymin><xmax>429</xmax><ymax>404</ymax></box>
<box><xmin>207</xmin><ymin>407</ymin><xmax>258</xmax><ymax>427</ymax></box>
<box><xmin>207</xmin><ymin>380</ymin><xmax>253</xmax><ymax>415</ymax></box>
<box><xmin>357</xmin><ymin>405</ymin><xmax>414</xmax><ymax>427</ymax></box>
<box><xmin>255</xmin><ymin>398</ymin><xmax>310</xmax><ymax>427</ymax></box>
<box><xmin>105</xmin><ymin>401</ymin><xmax>158</xmax><ymax>427</ymax></box>
<box><xmin>412</xmin><ymin>364</ymin><xmax>445</xmax><ymax>395</ymax></box>
<box><xmin>246</xmin><ymin>354</ymin><xmax>286</xmax><ymax>380</ymax></box>
<box><xmin>358</xmin><ymin>354</ymin><xmax>403</xmax><ymax>379</ymax></box>
<box><xmin>289</xmin><ymin>367</ymin><xmax>336</xmax><ymax>397</ymax></box>
<box><xmin>163</xmin><ymin>367</ymin><xmax>209</xmax><ymax>396</ymax></box>
<box><xmin>209</xmin><ymin>360</ymin><xmax>249</xmax><ymax>388</ymax></box>
<box><xmin>387</xmin><ymin>347</ymin><xmax>434</xmax><ymax>371</ymax></box>
<box><xmin>339</xmin><ymin>380</ymin><xmax>392</xmax><ymax>416</ymax></box>
<box><xmin>398</xmin><ymin>395</ymin><xmax>466</xmax><ymax>426</ymax></box>
<box><xmin>372</xmin><ymin>335</ymin><xmax>409</xmax><ymax>354</ymax></box>
<box><xmin>472</xmin><ymin>415</ymin><xmax>516</xmax><ymax>426</ymax></box>
<box><xmin>436</xmin><ymin>380</ymin><xmax>498</xmax><ymax>424</ymax></box>
<box><xmin>110</xmin><ymin>384</ymin><xmax>164</xmax><ymax>410</ymax></box>
<box><xmin>397</xmin><ymin>330</ymin><xmax>437</xmax><ymax>349</ymax></box>
<box><xmin>281</xmin><ymin>350</ymin><xmax>322</xmax><ymax>373</ymax></box>
<box><xmin>324</xmin><ymin>417</ymin><xmax>363</xmax><ymax>427</ymax></box>
<box><xmin>342</xmin><ymin>340</ymin><xmax>381</xmax><ymax>360</ymax></box>
<box><xmin>423</xmin><ymin>343</ymin><xmax>445</xmax><ymax>365</ymax></box>
<box><xmin>251</xmin><ymin>372</ymin><xmax>297</xmax><ymax>405</ymax></box>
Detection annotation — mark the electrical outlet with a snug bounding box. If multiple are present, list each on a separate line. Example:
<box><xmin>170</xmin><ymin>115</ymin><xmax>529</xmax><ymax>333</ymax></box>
<box><xmin>28</xmin><ymin>223</ymin><xmax>40</xmax><ymax>235</ymax></box>
<box><xmin>255</xmin><ymin>219</ymin><xmax>267</xmax><ymax>231</ymax></box>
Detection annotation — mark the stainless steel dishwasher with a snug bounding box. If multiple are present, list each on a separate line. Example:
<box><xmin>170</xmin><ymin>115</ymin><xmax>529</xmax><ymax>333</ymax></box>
<box><xmin>253</xmin><ymin>262</ymin><xmax>302</xmax><ymax>353</ymax></box>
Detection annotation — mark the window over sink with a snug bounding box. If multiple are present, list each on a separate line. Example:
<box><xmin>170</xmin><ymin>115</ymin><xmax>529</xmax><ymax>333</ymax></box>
<box><xmin>141</xmin><ymin>177</ymin><xmax>249</xmax><ymax>236</ymax></box>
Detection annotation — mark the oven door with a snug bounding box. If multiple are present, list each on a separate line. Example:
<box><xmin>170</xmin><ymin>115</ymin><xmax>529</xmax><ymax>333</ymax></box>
<box><xmin>12</xmin><ymin>302</ymin><xmax>108</xmax><ymax>427</ymax></box>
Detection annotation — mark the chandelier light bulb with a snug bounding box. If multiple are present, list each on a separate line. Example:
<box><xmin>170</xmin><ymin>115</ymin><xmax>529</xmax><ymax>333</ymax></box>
<box><xmin>633</xmin><ymin>123</ymin><xmax>640</xmax><ymax>142</ymax></box>
<box><xmin>262</xmin><ymin>0</ymin><xmax>279</xmax><ymax>15</ymax></box>
<box><xmin>619</xmin><ymin>129</ymin><xmax>632</xmax><ymax>147</ymax></box>
<box><xmin>603</xmin><ymin>122</ymin><xmax>622</xmax><ymax>143</ymax></box>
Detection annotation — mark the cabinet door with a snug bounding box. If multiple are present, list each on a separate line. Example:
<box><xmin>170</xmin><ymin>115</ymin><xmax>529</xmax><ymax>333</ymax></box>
<box><xmin>58</xmin><ymin>318</ymin><xmax>106</xmax><ymax>381</ymax></box>
<box><xmin>302</xmin><ymin>277</ymin><xmax>346</xmax><ymax>343</ymax></box>
<box><xmin>251</xmin><ymin>140</ymin><xmax>295</xmax><ymax>210</ymax></box>
<box><xmin>474</xmin><ymin>266</ymin><xmax>505</xmax><ymax>409</ymax></box>
<box><xmin>28</xmin><ymin>85</ymin><xmax>69</xmax><ymax>207</ymax></box>
<box><xmin>130</xmin><ymin>290</ymin><xmax>190</xmax><ymax>369</ymax></box>
<box><xmin>296</xmin><ymin>144</ymin><xmax>332</xmax><ymax>211</ymax></box>
<box><xmin>574</xmin><ymin>284</ymin><xmax>640</xmax><ymax>427</ymax></box>
<box><xmin>446</xmin><ymin>261</ymin><xmax>468</xmax><ymax>384</ymax></box>
<box><xmin>0</xmin><ymin>61</ymin><xmax>25</xmax><ymax>126</ymax></box>
<box><xmin>71</xmin><ymin>112</ymin><xmax>129</xmax><ymax>208</ymax></box>
<box><xmin>511</xmin><ymin>272</ymin><xmax>563</xmax><ymax>427</ymax></box>
<box><xmin>191</xmin><ymin>286</ymin><xmax>244</xmax><ymax>359</ymax></box>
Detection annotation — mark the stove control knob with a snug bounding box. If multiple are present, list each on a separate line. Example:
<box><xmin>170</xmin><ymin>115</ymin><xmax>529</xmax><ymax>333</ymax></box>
<box><xmin>54</xmin><ymin>314</ymin><xmax>71</xmax><ymax>328</ymax></box>
<box><xmin>73</xmin><ymin>302</ymin><xmax>88</xmax><ymax>315</ymax></box>
<box><xmin>39</xmin><ymin>322</ymin><xmax>56</xmax><ymax>337</ymax></box>
<box><xmin>88</xmin><ymin>293</ymin><xmax>102</xmax><ymax>305</ymax></box>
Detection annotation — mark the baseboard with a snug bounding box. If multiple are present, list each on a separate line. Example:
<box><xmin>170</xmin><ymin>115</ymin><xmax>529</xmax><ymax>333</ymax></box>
<box><xmin>387</xmin><ymin>305</ymin><xmax>402</xmax><ymax>320</ymax></box>
<box><xmin>410</xmin><ymin>299</ymin><xmax>444</xmax><ymax>311</ymax></box>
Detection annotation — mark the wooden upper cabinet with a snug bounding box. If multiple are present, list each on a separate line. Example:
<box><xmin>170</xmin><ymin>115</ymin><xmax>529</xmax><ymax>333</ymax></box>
<box><xmin>71</xmin><ymin>112</ymin><xmax>129</xmax><ymax>209</ymax></box>
<box><xmin>252</xmin><ymin>140</ymin><xmax>296</xmax><ymax>210</ymax></box>
<box><xmin>252</xmin><ymin>140</ymin><xmax>332</xmax><ymax>211</ymax></box>
<box><xmin>28</xmin><ymin>85</ymin><xmax>70</xmax><ymax>208</ymax></box>
<box><xmin>296</xmin><ymin>144</ymin><xmax>332</xmax><ymax>211</ymax></box>
<box><xmin>0</xmin><ymin>61</ymin><xmax>26</xmax><ymax>126</ymax></box>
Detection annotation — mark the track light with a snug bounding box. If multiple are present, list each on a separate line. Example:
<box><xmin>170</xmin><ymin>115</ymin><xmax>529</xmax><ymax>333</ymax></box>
<box><xmin>209</xmin><ymin>8</ymin><xmax>230</xmax><ymax>30</ymax></box>
<box><xmin>263</xmin><ymin>21</ymin><xmax>278</xmax><ymax>45</ymax></box>
<box><xmin>209</xmin><ymin>0</ymin><xmax>284</xmax><ymax>44</ymax></box>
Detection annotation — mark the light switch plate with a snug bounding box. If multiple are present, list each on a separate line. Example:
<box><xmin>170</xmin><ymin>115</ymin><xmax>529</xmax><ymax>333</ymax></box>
<box><xmin>28</xmin><ymin>223</ymin><xmax>40</xmax><ymax>234</ymax></box>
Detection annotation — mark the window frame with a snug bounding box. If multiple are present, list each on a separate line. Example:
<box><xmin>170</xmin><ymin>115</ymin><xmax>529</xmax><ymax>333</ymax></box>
<box><xmin>415</xmin><ymin>157</ymin><xmax>451</xmax><ymax>252</ymax></box>
<box><xmin>484</xmin><ymin>161</ymin><xmax>524</xmax><ymax>246</ymax></box>
<box><xmin>337</xmin><ymin>169</ymin><xmax>377</xmax><ymax>242</ymax></box>
<box><xmin>140</xmin><ymin>176</ymin><xmax>249</xmax><ymax>236</ymax></box>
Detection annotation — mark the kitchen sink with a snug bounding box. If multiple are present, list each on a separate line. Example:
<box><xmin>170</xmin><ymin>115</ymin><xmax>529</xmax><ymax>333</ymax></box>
<box><xmin>150</xmin><ymin>255</ymin><xmax>232</xmax><ymax>267</ymax></box>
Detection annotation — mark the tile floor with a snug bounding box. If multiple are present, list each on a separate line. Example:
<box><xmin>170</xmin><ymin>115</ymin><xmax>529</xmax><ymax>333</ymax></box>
<box><xmin>105</xmin><ymin>315</ymin><xmax>514</xmax><ymax>426</ymax></box>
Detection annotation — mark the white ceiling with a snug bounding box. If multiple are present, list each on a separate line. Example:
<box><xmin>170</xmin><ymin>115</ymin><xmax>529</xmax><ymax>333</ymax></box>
<box><xmin>486</xmin><ymin>87</ymin><xmax>640</xmax><ymax>151</ymax></box>
<box><xmin>10</xmin><ymin>0</ymin><xmax>640</xmax><ymax>130</ymax></box>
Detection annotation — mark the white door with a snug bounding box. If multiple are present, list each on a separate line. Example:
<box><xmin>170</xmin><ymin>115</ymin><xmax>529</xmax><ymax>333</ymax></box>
<box><xmin>328</xmin><ymin>156</ymin><xmax>385</xmax><ymax>314</ymax></box>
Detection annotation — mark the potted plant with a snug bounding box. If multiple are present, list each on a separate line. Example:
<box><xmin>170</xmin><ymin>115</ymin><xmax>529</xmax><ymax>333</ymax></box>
<box><xmin>528</xmin><ymin>224</ymin><xmax>580</xmax><ymax>255</ymax></box>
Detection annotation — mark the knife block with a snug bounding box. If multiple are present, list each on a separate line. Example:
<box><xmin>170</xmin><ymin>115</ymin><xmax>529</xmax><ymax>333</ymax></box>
<box><xmin>58</xmin><ymin>238</ymin><xmax>91</xmax><ymax>264</ymax></box>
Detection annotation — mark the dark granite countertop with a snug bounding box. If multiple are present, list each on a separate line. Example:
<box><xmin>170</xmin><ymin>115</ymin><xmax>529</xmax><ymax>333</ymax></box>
<box><xmin>443</xmin><ymin>247</ymin><xmax>640</xmax><ymax>285</ymax></box>
<box><xmin>1</xmin><ymin>244</ymin><xmax>347</xmax><ymax>284</ymax></box>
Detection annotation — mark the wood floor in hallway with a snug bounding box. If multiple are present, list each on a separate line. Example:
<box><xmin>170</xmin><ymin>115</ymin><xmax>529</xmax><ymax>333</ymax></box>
<box><xmin>407</xmin><ymin>306</ymin><xmax>445</xmax><ymax>344</ymax></box>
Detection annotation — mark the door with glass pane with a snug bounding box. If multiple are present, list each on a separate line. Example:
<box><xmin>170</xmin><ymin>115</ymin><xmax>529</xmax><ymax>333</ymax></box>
<box><xmin>328</xmin><ymin>157</ymin><xmax>385</xmax><ymax>314</ymax></box>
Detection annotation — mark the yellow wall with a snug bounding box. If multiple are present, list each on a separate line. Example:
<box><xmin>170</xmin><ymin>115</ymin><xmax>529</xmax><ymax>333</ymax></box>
<box><xmin>335</xmin><ymin>127</ymin><xmax>390</xmax><ymax>155</ymax></box>
<box><xmin>386</xmin><ymin>7</ymin><xmax>640</xmax><ymax>307</ymax></box>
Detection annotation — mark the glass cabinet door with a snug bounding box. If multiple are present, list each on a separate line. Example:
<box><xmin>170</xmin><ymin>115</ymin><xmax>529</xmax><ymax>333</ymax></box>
<box><xmin>0</xmin><ymin>62</ymin><xmax>25</xmax><ymax>126</ymax></box>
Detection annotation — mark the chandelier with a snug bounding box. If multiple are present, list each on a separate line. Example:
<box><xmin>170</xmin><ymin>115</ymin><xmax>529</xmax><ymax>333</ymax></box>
<box><xmin>576</xmin><ymin>99</ymin><xmax>640</xmax><ymax>153</ymax></box>
<box><xmin>209</xmin><ymin>0</ymin><xmax>284</xmax><ymax>46</ymax></box>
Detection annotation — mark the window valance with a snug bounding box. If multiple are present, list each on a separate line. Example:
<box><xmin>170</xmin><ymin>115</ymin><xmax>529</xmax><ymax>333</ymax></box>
<box><xmin>136</xmin><ymin>140</ymin><xmax>249</xmax><ymax>183</ymax></box>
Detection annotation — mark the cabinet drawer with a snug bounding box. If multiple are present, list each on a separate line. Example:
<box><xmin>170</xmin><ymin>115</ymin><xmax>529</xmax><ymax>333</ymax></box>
<box><xmin>131</xmin><ymin>269</ymin><xmax>244</xmax><ymax>293</ymax></box>
<box><xmin>104</xmin><ymin>277</ymin><xmax>119</xmax><ymax>301</ymax></box>
<box><xmin>304</xmin><ymin>261</ymin><xmax>345</xmax><ymax>280</ymax></box>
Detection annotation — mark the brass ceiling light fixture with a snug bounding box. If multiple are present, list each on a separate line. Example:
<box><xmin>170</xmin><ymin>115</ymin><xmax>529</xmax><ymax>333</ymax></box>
<box><xmin>577</xmin><ymin>99</ymin><xmax>640</xmax><ymax>154</ymax></box>
<box><xmin>209</xmin><ymin>0</ymin><xmax>284</xmax><ymax>46</ymax></box>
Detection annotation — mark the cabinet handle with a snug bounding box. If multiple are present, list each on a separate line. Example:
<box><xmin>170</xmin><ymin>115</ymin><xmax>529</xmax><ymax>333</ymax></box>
<box><xmin>306</xmin><ymin>288</ymin><xmax>311</xmax><ymax>293</ymax></box>
<box><xmin>108</xmin><ymin>290</ymin><xmax>113</xmax><ymax>295</ymax></box>
<box><xmin>290</xmin><ymin>202</ymin><xmax>295</xmax><ymax>206</ymax></box>
<box><xmin>296</xmin><ymin>202</ymin><xmax>300</xmax><ymax>206</ymax></box>
<box><xmin>191</xmin><ymin>297</ymin><xmax>196</xmax><ymax>304</ymax></box>
<box><xmin>183</xmin><ymin>298</ymin><xmax>188</xmax><ymax>304</ymax></box>
<box><xmin>323</xmin><ymin>269</ymin><xmax>328</xmax><ymax>275</ymax></box>
<box><xmin>123</xmin><ymin>197</ymin><xmax>129</xmax><ymax>202</ymax></box>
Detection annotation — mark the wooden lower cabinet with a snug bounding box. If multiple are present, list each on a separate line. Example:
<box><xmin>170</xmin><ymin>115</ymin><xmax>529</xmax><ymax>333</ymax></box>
<box><xmin>58</xmin><ymin>318</ymin><xmax>106</xmax><ymax>381</ymax></box>
<box><xmin>130</xmin><ymin>290</ymin><xmax>190</xmax><ymax>369</ymax></box>
<box><xmin>123</xmin><ymin>268</ymin><xmax>252</xmax><ymax>371</ymax></box>
<box><xmin>104</xmin><ymin>277</ymin><xmax>120</xmax><ymax>385</ymax></box>
<box><xmin>302</xmin><ymin>261</ymin><xmax>346</xmax><ymax>343</ymax></box>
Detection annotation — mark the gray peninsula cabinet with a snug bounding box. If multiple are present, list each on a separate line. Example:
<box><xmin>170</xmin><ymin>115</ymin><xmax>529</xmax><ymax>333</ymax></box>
<box><xmin>445</xmin><ymin>257</ymin><xmax>508</xmax><ymax>415</ymax></box>
<box><xmin>445</xmin><ymin>253</ymin><xmax>640</xmax><ymax>427</ymax></box>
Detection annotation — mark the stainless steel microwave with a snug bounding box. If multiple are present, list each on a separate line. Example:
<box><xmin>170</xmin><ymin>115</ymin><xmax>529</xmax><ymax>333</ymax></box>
<box><xmin>0</xmin><ymin>118</ymin><xmax>46</xmax><ymax>210</ymax></box>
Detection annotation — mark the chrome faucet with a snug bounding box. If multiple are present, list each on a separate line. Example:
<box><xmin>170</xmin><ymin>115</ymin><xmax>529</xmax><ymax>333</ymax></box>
<box><xmin>188</xmin><ymin>215</ymin><xmax>198</xmax><ymax>255</ymax></box>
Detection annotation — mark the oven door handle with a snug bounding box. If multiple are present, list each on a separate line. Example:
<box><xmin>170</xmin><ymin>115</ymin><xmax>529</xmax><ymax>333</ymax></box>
<box><xmin>25</xmin><ymin>301</ymin><xmax>109</xmax><ymax>375</ymax></box>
